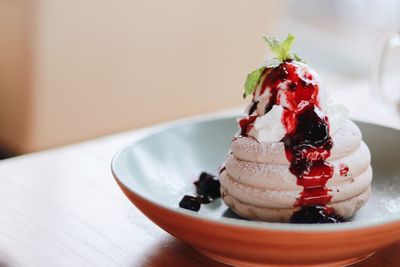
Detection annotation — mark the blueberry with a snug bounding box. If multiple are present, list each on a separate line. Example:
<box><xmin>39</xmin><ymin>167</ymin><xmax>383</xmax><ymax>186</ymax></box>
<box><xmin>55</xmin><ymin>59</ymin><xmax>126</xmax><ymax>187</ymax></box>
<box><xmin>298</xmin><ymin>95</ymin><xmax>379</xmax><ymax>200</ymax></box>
<box><xmin>179</xmin><ymin>195</ymin><xmax>201</xmax><ymax>211</ymax></box>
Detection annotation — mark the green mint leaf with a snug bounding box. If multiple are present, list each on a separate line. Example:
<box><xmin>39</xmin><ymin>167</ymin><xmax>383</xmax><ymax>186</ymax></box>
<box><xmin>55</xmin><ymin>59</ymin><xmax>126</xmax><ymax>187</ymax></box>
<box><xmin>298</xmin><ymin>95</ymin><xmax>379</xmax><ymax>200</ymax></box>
<box><xmin>263</xmin><ymin>34</ymin><xmax>295</xmax><ymax>62</ymax></box>
<box><xmin>241</xmin><ymin>34</ymin><xmax>303</xmax><ymax>99</ymax></box>
<box><xmin>243</xmin><ymin>67</ymin><xmax>265</xmax><ymax>98</ymax></box>
<box><xmin>293</xmin><ymin>53</ymin><xmax>304</xmax><ymax>62</ymax></box>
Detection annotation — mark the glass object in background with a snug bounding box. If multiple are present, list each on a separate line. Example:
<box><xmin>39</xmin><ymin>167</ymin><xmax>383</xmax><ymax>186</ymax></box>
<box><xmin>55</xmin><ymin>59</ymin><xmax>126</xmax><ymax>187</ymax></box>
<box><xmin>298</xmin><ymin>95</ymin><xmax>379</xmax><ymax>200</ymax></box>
<box><xmin>371</xmin><ymin>31</ymin><xmax>400</xmax><ymax>115</ymax></box>
<box><xmin>280</xmin><ymin>0</ymin><xmax>400</xmax><ymax>78</ymax></box>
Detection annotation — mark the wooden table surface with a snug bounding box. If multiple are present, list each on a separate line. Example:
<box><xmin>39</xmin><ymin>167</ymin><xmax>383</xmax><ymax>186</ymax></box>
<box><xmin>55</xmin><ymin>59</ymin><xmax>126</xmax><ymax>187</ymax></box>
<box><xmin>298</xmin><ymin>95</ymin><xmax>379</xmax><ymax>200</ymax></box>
<box><xmin>0</xmin><ymin>95</ymin><xmax>399</xmax><ymax>266</ymax></box>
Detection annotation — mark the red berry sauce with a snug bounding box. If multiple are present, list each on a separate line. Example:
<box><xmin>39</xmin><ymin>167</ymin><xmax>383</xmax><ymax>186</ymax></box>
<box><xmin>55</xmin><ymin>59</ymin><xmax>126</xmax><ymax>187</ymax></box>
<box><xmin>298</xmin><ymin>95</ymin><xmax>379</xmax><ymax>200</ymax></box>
<box><xmin>239</xmin><ymin>115</ymin><xmax>257</xmax><ymax>136</ymax></box>
<box><xmin>339</xmin><ymin>163</ymin><xmax>349</xmax><ymax>177</ymax></box>
<box><xmin>239</xmin><ymin>61</ymin><xmax>343</xmax><ymax>223</ymax></box>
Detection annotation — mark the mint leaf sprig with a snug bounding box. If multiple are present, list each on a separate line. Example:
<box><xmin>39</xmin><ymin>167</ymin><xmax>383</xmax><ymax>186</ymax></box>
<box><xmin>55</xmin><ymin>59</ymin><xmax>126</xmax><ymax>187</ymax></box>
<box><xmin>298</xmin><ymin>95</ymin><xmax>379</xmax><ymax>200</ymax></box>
<box><xmin>263</xmin><ymin>34</ymin><xmax>295</xmax><ymax>62</ymax></box>
<box><xmin>243</xmin><ymin>34</ymin><xmax>303</xmax><ymax>98</ymax></box>
<box><xmin>243</xmin><ymin>67</ymin><xmax>265</xmax><ymax>99</ymax></box>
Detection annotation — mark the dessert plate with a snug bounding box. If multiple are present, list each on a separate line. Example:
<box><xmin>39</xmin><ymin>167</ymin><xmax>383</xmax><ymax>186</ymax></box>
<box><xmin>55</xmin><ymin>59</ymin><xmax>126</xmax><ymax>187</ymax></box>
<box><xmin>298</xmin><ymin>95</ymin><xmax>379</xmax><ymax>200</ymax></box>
<box><xmin>111</xmin><ymin>116</ymin><xmax>400</xmax><ymax>267</ymax></box>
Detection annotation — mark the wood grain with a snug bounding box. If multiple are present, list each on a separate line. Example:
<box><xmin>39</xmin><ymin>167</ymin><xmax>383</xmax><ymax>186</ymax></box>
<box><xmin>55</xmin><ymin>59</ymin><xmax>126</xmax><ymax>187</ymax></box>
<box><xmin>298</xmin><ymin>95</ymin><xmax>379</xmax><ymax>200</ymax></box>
<box><xmin>0</xmin><ymin>122</ymin><xmax>398</xmax><ymax>267</ymax></box>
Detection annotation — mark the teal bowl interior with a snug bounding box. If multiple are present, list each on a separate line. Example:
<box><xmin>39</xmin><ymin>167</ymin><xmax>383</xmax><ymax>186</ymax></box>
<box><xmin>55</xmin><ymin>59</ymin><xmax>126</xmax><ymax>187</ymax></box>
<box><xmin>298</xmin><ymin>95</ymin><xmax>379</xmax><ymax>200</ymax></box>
<box><xmin>112</xmin><ymin>116</ymin><xmax>400</xmax><ymax>230</ymax></box>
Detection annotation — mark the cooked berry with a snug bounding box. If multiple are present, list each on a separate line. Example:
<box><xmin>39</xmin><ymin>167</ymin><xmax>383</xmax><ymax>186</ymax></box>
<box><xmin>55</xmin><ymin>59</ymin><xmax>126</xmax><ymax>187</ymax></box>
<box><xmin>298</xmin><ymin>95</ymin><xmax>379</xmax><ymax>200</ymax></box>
<box><xmin>197</xmin><ymin>194</ymin><xmax>213</xmax><ymax>204</ymax></box>
<box><xmin>290</xmin><ymin>206</ymin><xmax>344</xmax><ymax>224</ymax></box>
<box><xmin>194</xmin><ymin>172</ymin><xmax>221</xmax><ymax>199</ymax></box>
<box><xmin>179</xmin><ymin>195</ymin><xmax>201</xmax><ymax>211</ymax></box>
<box><xmin>288</xmin><ymin>82</ymin><xmax>296</xmax><ymax>90</ymax></box>
<box><xmin>288</xmin><ymin>107</ymin><xmax>330</xmax><ymax>148</ymax></box>
<box><xmin>289</xmin><ymin>158</ymin><xmax>311</xmax><ymax>178</ymax></box>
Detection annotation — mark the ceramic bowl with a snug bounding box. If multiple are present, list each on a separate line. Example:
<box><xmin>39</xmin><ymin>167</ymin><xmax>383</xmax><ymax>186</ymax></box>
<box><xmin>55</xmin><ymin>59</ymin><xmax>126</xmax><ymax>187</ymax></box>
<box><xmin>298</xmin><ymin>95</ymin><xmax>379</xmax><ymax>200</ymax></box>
<box><xmin>111</xmin><ymin>116</ymin><xmax>400</xmax><ymax>267</ymax></box>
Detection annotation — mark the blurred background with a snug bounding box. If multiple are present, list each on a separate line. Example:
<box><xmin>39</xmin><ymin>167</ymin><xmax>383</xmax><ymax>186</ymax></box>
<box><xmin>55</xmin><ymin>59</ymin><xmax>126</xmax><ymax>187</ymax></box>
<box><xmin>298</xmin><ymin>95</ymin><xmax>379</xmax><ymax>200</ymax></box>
<box><xmin>0</xmin><ymin>0</ymin><xmax>399</xmax><ymax>157</ymax></box>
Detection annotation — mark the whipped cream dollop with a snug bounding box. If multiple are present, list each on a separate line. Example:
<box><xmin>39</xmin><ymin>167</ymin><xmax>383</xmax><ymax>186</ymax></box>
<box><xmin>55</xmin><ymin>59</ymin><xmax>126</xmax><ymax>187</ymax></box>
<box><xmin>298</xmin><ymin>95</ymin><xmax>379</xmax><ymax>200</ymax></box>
<box><xmin>240</xmin><ymin>61</ymin><xmax>348</xmax><ymax>143</ymax></box>
<box><xmin>248</xmin><ymin>105</ymin><xmax>286</xmax><ymax>143</ymax></box>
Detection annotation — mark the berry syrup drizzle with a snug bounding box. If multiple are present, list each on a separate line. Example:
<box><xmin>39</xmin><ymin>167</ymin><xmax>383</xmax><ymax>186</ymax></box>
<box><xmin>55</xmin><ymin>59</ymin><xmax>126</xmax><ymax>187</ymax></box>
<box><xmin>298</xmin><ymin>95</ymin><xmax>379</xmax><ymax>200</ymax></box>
<box><xmin>239</xmin><ymin>61</ymin><xmax>343</xmax><ymax>223</ymax></box>
<box><xmin>339</xmin><ymin>163</ymin><xmax>349</xmax><ymax>177</ymax></box>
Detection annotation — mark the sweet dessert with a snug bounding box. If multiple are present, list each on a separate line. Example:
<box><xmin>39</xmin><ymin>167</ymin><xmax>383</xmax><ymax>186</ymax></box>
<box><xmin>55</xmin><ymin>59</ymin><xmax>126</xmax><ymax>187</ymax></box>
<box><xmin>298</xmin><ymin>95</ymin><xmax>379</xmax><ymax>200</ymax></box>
<box><xmin>219</xmin><ymin>34</ymin><xmax>372</xmax><ymax>223</ymax></box>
